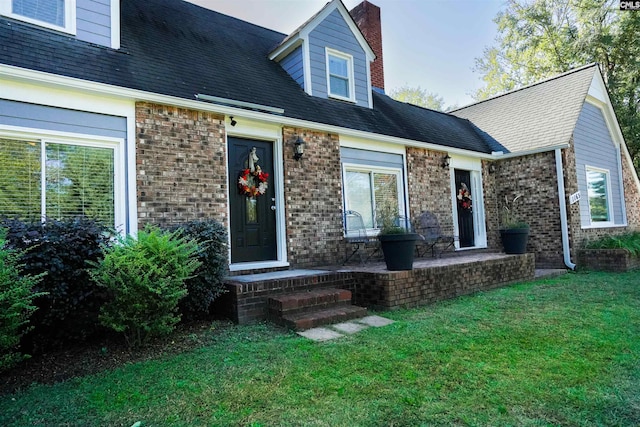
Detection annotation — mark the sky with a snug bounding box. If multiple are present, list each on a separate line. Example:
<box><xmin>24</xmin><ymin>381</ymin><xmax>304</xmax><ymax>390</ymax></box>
<box><xmin>184</xmin><ymin>0</ymin><xmax>505</xmax><ymax>108</ymax></box>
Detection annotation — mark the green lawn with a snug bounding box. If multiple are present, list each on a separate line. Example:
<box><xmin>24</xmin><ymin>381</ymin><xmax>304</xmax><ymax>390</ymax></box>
<box><xmin>2</xmin><ymin>271</ymin><xmax>639</xmax><ymax>426</ymax></box>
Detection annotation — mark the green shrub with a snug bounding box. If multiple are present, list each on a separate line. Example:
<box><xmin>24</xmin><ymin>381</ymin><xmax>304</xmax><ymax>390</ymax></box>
<box><xmin>170</xmin><ymin>220</ymin><xmax>228</xmax><ymax>320</ymax></box>
<box><xmin>0</xmin><ymin>229</ymin><xmax>45</xmax><ymax>371</ymax></box>
<box><xmin>89</xmin><ymin>226</ymin><xmax>201</xmax><ymax>347</ymax></box>
<box><xmin>0</xmin><ymin>217</ymin><xmax>114</xmax><ymax>351</ymax></box>
<box><xmin>584</xmin><ymin>231</ymin><xmax>640</xmax><ymax>256</ymax></box>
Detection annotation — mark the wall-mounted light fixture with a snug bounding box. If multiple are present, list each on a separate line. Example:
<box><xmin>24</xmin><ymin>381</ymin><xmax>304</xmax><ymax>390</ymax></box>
<box><xmin>229</xmin><ymin>116</ymin><xmax>237</xmax><ymax>126</ymax></box>
<box><xmin>441</xmin><ymin>154</ymin><xmax>451</xmax><ymax>169</ymax></box>
<box><xmin>294</xmin><ymin>136</ymin><xmax>305</xmax><ymax>160</ymax></box>
<box><xmin>488</xmin><ymin>163</ymin><xmax>497</xmax><ymax>174</ymax></box>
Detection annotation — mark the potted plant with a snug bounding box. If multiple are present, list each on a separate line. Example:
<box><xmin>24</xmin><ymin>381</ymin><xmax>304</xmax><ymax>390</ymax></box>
<box><xmin>499</xmin><ymin>195</ymin><xmax>530</xmax><ymax>254</ymax></box>
<box><xmin>376</xmin><ymin>204</ymin><xmax>419</xmax><ymax>271</ymax></box>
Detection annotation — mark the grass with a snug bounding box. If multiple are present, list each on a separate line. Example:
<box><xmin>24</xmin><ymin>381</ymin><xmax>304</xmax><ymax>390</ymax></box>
<box><xmin>1</xmin><ymin>271</ymin><xmax>639</xmax><ymax>426</ymax></box>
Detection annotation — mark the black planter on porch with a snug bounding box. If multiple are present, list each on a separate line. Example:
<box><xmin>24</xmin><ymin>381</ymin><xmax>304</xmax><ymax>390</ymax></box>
<box><xmin>378</xmin><ymin>233</ymin><xmax>420</xmax><ymax>271</ymax></box>
<box><xmin>500</xmin><ymin>227</ymin><xmax>530</xmax><ymax>254</ymax></box>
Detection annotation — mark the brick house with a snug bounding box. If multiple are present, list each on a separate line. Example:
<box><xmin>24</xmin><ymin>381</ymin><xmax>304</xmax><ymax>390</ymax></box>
<box><xmin>1</xmin><ymin>0</ymin><xmax>638</xmax><ymax>274</ymax></box>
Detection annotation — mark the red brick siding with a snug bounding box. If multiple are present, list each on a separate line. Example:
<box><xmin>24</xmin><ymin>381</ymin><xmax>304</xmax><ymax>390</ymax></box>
<box><xmin>406</xmin><ymin>147</ymin><xmax>454</xmax><ymax>229</ymax></box>
<box><xmin>136</xmin><ymin>102</ymin><xmax>228</xmax><ymax>228</ymax></box>
<box><xmin>491</xmin><ymin>152</ymin><xmax>564</xmax><ymax>268</ymax></box>
<box><xmin>350</xmin><ymin>1</ymin><xmax>384</xmax><ymax>90</ymax></box>
<box><xmin>282</xmin><ymin>127</ymin><xmax>344</xmax><ymax>267</ymax></box>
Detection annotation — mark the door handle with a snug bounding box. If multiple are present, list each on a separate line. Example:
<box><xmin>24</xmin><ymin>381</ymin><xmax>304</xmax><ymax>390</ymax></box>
<box><xmin>270</xmin><ymin>205</ymin><xmax>276</xmax><ymax>211</ymax></box>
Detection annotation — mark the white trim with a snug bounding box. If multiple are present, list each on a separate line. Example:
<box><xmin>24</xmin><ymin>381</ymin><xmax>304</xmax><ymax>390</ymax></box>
<box><xmin>449</xmin><ymin>155</ymin><xmax>487</xmax><ymax>250</ymax></box>
<box><xmin>0</xmin><ymin>64</ymin><xmax>497</xmax><ymax>160</ymax></box>
<box><xmin>339</xmin><ymin>135</ymin><xmax>406</xmax><ymax>154</ymax></box>
<box><xmin>616</xmin><ymin>144</ymin><xmax>628</xmax><ymax>225</ymax></box>
<box><xmin>225</xmin><ymin>118</ymin><xmax>288</xmax><ymax>267</ymax></box>
<box><xmin>0</xmin><ymin>126</ymin><xmax>126</xmax><ymax>232</ymax></box>
<box><xmin>493</xmin><ymin>143</ymin><xmax>569</xmax><ymax>159</ymax></box>
<box><xmin>302</xmin><ymin>38</ymin><xmax>313</xmax><ymax>96</ymax></box>
<box><xmin>585</xmin><ymin>165</ymin><xmax>615</xmax><ymax>227</ymax></box>
<box><xmin>110</xmin><ymin>0</ymin><xmax>120</xmax><ymax>49</ymax></box>
<box><xmin>229</xmin><ymin>260</ymin><xmax>290</xmax><ymax>272</ymax></box>
<box><xmin>1</xmin><ymin>0</ymin><xmax>76</xmax><ymax>34</ymax></box>
<box><xmin>342</xmin><ymin>162</ymin><xmax>406</xmax><ymax>233</ymax></box>
<box><xmin>325</xmin><ymin>48</ymin><xmax>356</xmax><ymax>103</ymax></box>
<box><xmin>268</xmin><ymin>0</ymin><xmax>375</xmax><ymax>62</ymax></box>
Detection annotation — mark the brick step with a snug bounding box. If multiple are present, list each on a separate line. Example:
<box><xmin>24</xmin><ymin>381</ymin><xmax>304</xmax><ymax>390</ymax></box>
<box><xmin>268</xmin><ymin>288</ymin><xmax>353</xmax><ymax>317</ymax></box>
<box><xmin>280</xmin><ymin>305</ymin><xmax>368</xmax><ymax>331</ymax></box>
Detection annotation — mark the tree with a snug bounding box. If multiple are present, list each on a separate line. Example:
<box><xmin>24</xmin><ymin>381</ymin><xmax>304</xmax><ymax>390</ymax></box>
<box><xmin>474</xmin><ymin>0</ymin><xmax>640</xmax><ymax>166</ymax></box>
<box><xmin>389</xmin><ymin>85</ymin><xmax>446</xmax><ymax>112</ymax></box>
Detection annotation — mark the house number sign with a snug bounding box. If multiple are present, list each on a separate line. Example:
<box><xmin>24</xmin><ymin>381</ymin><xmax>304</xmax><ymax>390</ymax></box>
<box><xmin>569</xmin><ymin>191</ymin><xmax>581</xmax><ymax>204</ymax></box>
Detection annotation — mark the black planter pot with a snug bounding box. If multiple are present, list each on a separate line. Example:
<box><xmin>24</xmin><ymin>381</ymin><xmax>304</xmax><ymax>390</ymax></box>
<box><xmin>378</xmin><ymin>233</ymin><xmax>419</xmax><ymax>271</ymax></box>
<box><xmin>500</xmin><ymin>228</ymin><xmax>530</xmax><ymax>254</ymax></box>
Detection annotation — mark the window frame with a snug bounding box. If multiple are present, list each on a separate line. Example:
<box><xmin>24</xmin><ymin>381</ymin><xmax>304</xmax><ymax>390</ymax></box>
<box><xmin>585</xmin><ymin>165</ymin><xmax>614</xmax><ymax>227</ymax></box>
<box><xmin>0</xmin><ymin>0</ymin><xmax>76</xmax><ymax>34</ymax></box>
<box><xmin>342</xmin><ymin>163</ymin><xmax>405</xmax><ymax>236</ymax></box>
<box><xmin>0</xmin><ymin>130</ymin><xmax>124</xmax><ymax>230</ymax></box>
<box><xmin>325</xmin><ymin>48</ymin><xmax>356</xmax><ymax>103</ymax></box>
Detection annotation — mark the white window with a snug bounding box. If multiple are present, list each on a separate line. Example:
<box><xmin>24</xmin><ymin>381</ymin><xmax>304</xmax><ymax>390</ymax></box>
<box><xmin>343</xmin><ymin>165</ymin><xmax>404</xmax><ymax>232</ymax></box>
<box><xmin>586</xmin><ymin>166</ymin><xmax>613</xmax><ymax>225</ymax></box>
<box><xmin>1</xmin><ymin>0</ymin><xmax>76</xmax><ymax>34</ymax></box>
<box><xmin>0</xmin><ymin>136</ymin><xmax>122</xmax><ymax>228</ymax></box>
<box><xmin>326</xmin><ymin>48</ymin><xmax>355</xmax><ymax>102</ymax></box>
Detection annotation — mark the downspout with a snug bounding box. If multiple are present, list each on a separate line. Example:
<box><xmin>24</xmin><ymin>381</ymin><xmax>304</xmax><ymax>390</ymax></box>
<box><xmin>555</xmin><ymin>148</ymin><xmax>576</xmax><ymax>270</ymax></box>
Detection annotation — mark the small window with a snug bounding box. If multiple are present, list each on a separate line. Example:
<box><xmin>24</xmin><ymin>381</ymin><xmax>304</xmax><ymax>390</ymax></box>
<box><xmin>1</xmin><ymin>0</ymin><xmax>76</xmax><ymax>34</ymax></box>
<box><xmin>586</xmin><ymin>167</ymin><xmax>612</xmax><ymax>224</ymax></box>
<box><xmin>344</xmin><ymin>166</ymin><xmax>404</xmax><ymax>232</ymax></box>
<box><xmin>326</xmin><ymin>49</ymin><xmax>355</xmax><ymax>102</ymax></box>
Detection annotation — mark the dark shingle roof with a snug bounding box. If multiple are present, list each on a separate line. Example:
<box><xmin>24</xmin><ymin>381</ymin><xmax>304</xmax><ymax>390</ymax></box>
<box><xmin>451</xmin><ymin>64</ymin><xmax>598</xmax><ymax>153</ymax></box>
<box><xmin>0</xmin><ymin>0</ymin><xmax>502</xmax><ymax>154</ymax></box>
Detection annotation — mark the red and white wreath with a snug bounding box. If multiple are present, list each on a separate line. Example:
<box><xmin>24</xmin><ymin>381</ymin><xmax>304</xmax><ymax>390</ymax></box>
<box><xmin>238</xmin><ymin>167</ymin><xmax>269</xmax><ymax>197</ymax></box>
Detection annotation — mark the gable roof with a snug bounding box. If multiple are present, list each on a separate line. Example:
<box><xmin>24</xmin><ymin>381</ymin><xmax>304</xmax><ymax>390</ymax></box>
<box><xmin>451</xmin><ymin>64</ymin><xmax>598</xmax><ymax>153</ymax></box>
<box><xmin>269</xmin><ymin>0</ymin><xmax>375</xmax><ymax>62</ymax></box>
<box><xmin>0</xmin><ymin>0</ymin><xmax>501</xmax><ymax>155</ymax></box>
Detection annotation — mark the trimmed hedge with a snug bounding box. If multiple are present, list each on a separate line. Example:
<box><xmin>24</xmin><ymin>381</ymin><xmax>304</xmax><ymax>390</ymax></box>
<box><xmin>1</xmin><ymin>217</ymin><xmax>114</xmax><ymax>352</ymax></box>
<box><xmin>170</xmin><ymin>219</ymin><xmax>228</xmax><ymax>320</ymax></box>
<box><xmin>90</xmin><ymin>226</ymin><xmax>201</xmax><ymax>347</ymax></box>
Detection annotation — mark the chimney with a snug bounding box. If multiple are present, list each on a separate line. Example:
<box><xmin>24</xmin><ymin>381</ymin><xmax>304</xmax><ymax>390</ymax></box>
<box><xmin>350</xmin><ymin>0</ymin><xmax>385</xmax><ymax>92</ymax></box>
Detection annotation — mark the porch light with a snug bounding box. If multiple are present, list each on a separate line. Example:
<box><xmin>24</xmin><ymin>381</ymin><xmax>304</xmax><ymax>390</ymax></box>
<box><xmin>442</xmin><ymin>154</ymin><xmax>451</xmax><ymax>168</ymax></box>
<box><xmin>294</xmin><ymin>137</ymin><xmax>305</xmax><ymax>160</ymax></box>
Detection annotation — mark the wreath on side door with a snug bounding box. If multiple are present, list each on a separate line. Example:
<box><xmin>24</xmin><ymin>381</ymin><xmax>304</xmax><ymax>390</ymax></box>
<box><xmin>238</xmin><ymin>146</ymin><xmax>269</xmax><ymax>197</ymax></box>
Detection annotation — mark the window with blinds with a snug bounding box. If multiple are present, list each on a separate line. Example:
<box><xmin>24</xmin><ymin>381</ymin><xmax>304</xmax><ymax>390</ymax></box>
<box><xmin>0</xmin><ymin>138</ymin><xmax>116</xmax><ymax>226</ymax></box>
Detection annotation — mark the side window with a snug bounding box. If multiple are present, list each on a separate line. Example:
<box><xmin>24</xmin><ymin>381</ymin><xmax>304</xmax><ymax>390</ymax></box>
<box><xmin>586</xmin><ymin>166</ymin><xmax>612</xmax><ymax>224</ymax></box>
<box><xmin>1</xmin><ymin>0</ymin><xmax>76</xmax><ymax>34</ymax></box>
<box><xmin>326</xmin><ymin>49</ymin><xmax>355</xmax><ymax>102</ymax></box>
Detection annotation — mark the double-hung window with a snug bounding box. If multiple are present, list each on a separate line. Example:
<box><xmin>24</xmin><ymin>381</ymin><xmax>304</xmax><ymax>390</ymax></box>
<box><xmin>326</xmin><ymin>48</ymin><xmax>355</xmax><ymax>102</ymax></box>
<box><xmin>0</xmin><ymin>136</ymin><xmax>121</xmax><ymax>228</ymax></box>
<box><xmin>586</xmin><ymin>166</ymin><xmax>613</xmax><ymax>225</ymax></box>
<box><xmin>343</xmin><ymin>165</ymin><xmax>404</xmax><ymax>232</ymax></box>
<box><xmin>1</xmin><ymin>0</ymin><xmax>76</xmax><ymax>34</ymax></box>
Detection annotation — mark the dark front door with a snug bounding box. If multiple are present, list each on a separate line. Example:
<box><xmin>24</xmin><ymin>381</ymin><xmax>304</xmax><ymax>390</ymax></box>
<box><xmin>455</xmin><ymin>169</ymin><xmax>475</xmax><ymax>248</ymax></box>
<box><xmin>228</xmin><ymin>137</ymin><xmax>277</xmax><ymax>263</ymax></box>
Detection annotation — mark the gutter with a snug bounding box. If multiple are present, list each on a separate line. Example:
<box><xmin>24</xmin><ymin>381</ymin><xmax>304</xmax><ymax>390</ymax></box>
<box><xmin>555</xmin><ymin>148</ymin><xmax>576</xmax><ymax>270</ymax></box>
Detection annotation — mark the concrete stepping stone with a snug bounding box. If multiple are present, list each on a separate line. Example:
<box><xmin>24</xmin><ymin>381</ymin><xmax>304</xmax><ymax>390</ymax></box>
<box><xmin>355</xmin><ymin>315</ymin><xmax>395</xmax><ymax>327</ymax></box>
<box><xmin>297</xmin><ymin>327</ymin><xmax>343</xmax><ymax>341</ymax></box>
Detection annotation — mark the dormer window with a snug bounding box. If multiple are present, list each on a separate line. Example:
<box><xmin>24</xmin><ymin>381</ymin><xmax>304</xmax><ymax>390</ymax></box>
<box><xmin>326</xmin><ymin>48</ymin><xmax>355</xmax><ymax>102</ymax></box>
<box><xmin>1</xmin><ymin>0</ymin><xmax>76</xmax><ymax>34</ymax></box>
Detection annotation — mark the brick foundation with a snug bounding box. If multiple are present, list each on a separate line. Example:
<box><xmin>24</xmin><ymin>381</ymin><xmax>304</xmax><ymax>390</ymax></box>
<box><xmin>351</xmin><ymin>253</ymin><xmax>535</xmax><ymax>310</ymax></box>
<box><xmin>577</xmin><ymin>249</ymin><xmax>640</xmax><ymax>272</ymax></box>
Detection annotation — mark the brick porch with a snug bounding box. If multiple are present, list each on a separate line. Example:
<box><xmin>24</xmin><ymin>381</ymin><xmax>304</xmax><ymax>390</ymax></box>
<box><xmin>216</xmin><ymin>252</ymin><xmax>536</xmax><ymax>325</ymax></box>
